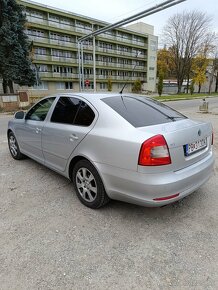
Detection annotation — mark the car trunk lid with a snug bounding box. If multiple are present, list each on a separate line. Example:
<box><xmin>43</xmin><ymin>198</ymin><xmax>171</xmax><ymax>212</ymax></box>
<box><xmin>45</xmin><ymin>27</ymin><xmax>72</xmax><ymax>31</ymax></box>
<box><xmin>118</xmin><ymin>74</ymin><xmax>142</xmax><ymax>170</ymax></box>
<box><xmin>138</xmin><ymin>119</ymin><xmax>213</xmax><ymax>172</ymax></box>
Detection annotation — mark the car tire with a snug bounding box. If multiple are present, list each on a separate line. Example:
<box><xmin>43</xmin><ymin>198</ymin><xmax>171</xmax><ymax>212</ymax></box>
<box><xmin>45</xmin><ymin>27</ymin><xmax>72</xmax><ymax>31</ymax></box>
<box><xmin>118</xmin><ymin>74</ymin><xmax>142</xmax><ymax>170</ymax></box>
<box><xmin>8</xmin><ymin>132</ymin><xmax>25</xmax><ymax>160</ymax></box>
<box><xmin>72</xmin><ymin>159</ymin><xmax>110</xmax><ymax>209</ymax></box>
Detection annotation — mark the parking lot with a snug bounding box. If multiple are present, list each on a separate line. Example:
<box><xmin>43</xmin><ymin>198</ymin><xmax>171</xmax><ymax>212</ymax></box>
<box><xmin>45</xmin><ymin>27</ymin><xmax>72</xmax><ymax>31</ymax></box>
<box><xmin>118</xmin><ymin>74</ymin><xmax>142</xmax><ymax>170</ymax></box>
<box><xmin>0</xmin><ymin>99</ymin><xmax>218</xmax><ymax>289</ymax></box>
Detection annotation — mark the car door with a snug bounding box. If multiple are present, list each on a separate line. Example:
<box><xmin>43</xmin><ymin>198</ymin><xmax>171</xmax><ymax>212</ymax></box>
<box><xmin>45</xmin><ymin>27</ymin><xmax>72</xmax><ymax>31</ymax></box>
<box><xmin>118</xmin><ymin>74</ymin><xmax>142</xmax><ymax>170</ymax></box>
<box><xmin>42</xmin><ymin>96</ymin><xmax>97</xmax><ymax>172</ymax></box>
<box><xmin>18</xmin><ymin>97</ymin><xmax>55</xmax><ymax>163</ymax></box>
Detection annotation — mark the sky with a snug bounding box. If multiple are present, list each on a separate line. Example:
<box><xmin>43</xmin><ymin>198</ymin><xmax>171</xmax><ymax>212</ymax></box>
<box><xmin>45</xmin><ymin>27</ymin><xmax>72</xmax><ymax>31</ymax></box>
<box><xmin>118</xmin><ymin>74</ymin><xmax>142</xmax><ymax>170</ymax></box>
<box><xmin>32</xmin><ymin>0</ymin><xmax>218</xmax><ymax>44</ymax></box>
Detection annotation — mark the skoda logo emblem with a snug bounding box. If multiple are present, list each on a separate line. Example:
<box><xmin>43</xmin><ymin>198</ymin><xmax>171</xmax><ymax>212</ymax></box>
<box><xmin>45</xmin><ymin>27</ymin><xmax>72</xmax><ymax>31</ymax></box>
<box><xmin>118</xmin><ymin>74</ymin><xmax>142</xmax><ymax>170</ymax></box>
<box><xmin>198</xmin><ymin>129</ymin><xmax>201</xmax><ymax>136</ymax></box>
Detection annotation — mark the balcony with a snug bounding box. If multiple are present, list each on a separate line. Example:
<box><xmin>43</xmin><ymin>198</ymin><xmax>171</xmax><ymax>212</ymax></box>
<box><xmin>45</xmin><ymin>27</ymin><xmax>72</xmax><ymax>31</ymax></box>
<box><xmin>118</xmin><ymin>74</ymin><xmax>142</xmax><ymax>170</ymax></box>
<box><xmin>49</xmin><ymin>39</ymin><xmax>77</xmax><ymax>49</ymax></box>
<box><xmin>34</xmin><ymin>54</ymin><xmax>78</xmax><ymax>64</ymax></box>
<box><xmin>101</xmin><ymin>33</ymin><xmax>117</xmax><ymax>41</ymax></box>
<box><xmin>51</xmin><ymin>56</ymin><xmax>78</xmax><ymax>64</ymax></box>
<box><xmin>96</xmin><ymin>47</ymin><xmax>135</xmax><ymax>57</ymax></box>
<box><xmin>39</xmin><ymin>72</ymin><xmax>78</xmax><ymax>79</ymax></box>
<box><xmin>26</xmin><ymin>15</ymin><xmax>48</xmax><ymax>26</ymax></box>
<box><xmin>34</xmin><ymin>54</ymin><xmax>51</xmax><ymax>61</ymax></box>
<box><xmin>97</xmin><ymin>75</ymin><xmax>144</xmax><ymax>81</ymax></box>
<box><xmin>28</xmin><ymin>35</ymin><xmax>50</xmax><ymax>44</ymax></box>
<box><xmin>75</xmin><ymin>27</ymin><xmax>92</xmax><ymax>34</ymax></box>
<box><xmin>47</xmin><ymin>20</ymin><xmax>75</xmax><ymax>32</ymax></box>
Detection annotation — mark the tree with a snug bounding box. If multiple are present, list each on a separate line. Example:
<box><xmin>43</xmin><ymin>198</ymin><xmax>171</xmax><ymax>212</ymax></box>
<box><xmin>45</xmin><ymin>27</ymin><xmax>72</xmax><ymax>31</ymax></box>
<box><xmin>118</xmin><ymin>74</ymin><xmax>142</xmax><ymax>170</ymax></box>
<box><xmin>157</xmin><ymin>73</ymin><xmax>164</xmax><ymax>96</ymax></box>
<box><xmin>0</xmin><ymin>0</ymin><xmax>36</xmax><ymax>93</ymax></box>
<box><xmin>164</xmin><ymin>11</ymin><xmax>212</xmax><ymax>93</ymax></box>
<box><xmin>157</xmin><ymin>47</ymin><xmax>175</xmax><ymax>78</ymax></box>
<box><xmin>107</xmin><ymin>77</ymin><xmax>112</xmax><ymax>91</ymax></box>
<box><xmin>192</xmin><ymin>54</ymin><xmax>209</xmax><ymax>93</ymax></box>
<box><xmin>189</xmin><ymin>80</ymin><xmax>195</xmax><ymax>95</ymax></box>
<box><xmin>208</xmin><ymin>53</ymin><xmax>218</xmax><ymax>93</ymax></box>
<box><xmin>132</xmin><ymin>79</ymin><xmax>141</xmax><ymax>93</ymax></box>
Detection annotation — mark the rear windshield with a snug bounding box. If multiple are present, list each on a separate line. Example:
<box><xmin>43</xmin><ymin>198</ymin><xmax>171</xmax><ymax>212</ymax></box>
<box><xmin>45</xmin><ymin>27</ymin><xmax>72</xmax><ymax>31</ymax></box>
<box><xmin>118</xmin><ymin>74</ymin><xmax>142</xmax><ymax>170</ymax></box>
<box><xmin>102</xmin><ymin>96</ymin><xmax>186</xmax><ymax>127</ymax></box>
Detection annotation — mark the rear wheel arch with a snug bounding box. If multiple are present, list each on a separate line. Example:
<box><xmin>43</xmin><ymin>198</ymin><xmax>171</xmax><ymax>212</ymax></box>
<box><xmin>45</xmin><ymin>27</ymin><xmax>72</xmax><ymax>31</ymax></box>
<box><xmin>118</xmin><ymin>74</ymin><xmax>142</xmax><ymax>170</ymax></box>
<box><xmin>7</xmin><ymin>129</ymin><xmax>13</xmax><ymax>137</ymax></box>
<box><xmin>68</xmin><ymin>156</ymin><xmax>110</xmax><ymax>208</ymax></box>
<box><xmin>68</xmin><ymin>156</ymin><xmax>88</xmax><ymax>180</ymax></box>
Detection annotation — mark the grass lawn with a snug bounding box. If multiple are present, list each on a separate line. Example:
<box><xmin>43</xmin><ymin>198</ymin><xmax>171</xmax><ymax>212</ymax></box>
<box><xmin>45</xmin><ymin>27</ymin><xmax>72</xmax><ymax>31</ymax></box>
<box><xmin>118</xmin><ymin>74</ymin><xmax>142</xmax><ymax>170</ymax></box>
<box><xmin>153</xmin><ymin>93</ymin><xmax>218</xmax><ymax>102</ymax></box>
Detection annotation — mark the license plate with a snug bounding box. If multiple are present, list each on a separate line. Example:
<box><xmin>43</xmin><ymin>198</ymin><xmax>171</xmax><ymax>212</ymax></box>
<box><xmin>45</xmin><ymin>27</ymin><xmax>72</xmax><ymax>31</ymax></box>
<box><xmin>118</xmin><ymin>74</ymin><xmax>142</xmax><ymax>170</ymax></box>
<box><xmin>184</xmin><ymin>138</ymin><xmax>207</xmax><ymax>156</ymax></box>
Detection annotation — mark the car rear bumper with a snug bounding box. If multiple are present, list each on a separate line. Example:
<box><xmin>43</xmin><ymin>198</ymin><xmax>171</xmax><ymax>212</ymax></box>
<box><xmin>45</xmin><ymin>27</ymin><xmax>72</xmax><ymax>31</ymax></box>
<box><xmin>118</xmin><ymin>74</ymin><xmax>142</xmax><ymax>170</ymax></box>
<box><xmin>94</xmin><ymin>151</ymin><xmax>215</xmax><ymax>207</ymax></box>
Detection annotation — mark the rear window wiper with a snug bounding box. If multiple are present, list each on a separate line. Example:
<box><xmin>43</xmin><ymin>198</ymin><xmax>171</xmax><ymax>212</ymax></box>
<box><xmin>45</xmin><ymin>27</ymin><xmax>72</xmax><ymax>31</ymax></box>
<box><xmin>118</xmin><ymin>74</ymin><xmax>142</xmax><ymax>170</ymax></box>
<box><xmin>166</xmin><ymin>116</ymin><xmax>185</xmax><ymax>121</ymax></box>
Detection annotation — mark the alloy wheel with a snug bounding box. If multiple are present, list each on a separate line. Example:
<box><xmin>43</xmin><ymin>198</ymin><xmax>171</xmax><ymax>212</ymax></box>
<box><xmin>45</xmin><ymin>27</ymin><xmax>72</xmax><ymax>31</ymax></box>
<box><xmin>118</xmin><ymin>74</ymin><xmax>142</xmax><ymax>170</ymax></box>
<box><xmin>75</xmin><ymin>167</ymin><xmax>97</xmax><ymax>202</ymax></box>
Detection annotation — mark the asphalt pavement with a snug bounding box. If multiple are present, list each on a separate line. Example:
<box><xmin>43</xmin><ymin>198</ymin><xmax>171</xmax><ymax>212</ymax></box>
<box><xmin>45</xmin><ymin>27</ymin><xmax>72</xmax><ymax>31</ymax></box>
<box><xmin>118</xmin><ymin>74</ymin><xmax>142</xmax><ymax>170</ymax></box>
<box><xmin>0</xmin><ymin>100</ymin><xmax>218</xmax><ymax>289</ymax></box>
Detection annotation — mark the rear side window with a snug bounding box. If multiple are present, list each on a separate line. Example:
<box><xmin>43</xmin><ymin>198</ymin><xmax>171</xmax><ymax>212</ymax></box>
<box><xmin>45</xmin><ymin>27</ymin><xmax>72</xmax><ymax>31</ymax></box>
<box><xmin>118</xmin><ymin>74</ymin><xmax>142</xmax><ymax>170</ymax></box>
<box><xmin>51</xmin><ymin>97</ymin><xmax>95</xmax><ymax>126</ymax></box>
<box><xmin>102</xmin><ymin>96</ymin><xmax>186</xmax><ymax>127</ymax></box>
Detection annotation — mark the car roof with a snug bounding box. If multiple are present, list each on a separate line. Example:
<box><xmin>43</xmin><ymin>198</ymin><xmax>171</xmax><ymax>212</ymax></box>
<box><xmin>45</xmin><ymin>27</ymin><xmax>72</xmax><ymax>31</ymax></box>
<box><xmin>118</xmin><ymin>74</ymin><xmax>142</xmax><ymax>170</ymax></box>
<box><xmin>49</xmin><ymin>92</ymin><xmax>150</xmax><ymax>102</ymax></box>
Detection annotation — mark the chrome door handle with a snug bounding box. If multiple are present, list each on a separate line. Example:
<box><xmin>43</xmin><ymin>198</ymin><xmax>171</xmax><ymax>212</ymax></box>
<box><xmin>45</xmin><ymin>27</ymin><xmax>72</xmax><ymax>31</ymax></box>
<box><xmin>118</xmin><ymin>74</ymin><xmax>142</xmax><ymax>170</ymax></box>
<box><xmin>36</xmin><ymin>127</ymin><xmax>42</xmax><ymax>134</ymax></box>
<box><xmin>70</xmin><ymin>134</ymin><xmax>78</xmax><ymax>142</ymax></box>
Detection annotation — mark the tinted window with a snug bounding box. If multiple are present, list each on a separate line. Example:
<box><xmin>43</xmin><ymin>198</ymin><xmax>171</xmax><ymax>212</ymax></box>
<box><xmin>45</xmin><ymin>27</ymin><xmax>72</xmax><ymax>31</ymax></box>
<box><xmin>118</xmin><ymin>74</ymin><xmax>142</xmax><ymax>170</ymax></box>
<box><xmin>74</xmin><ymin>102</ymin><xmax>95</xmax><ymax>126</ymax></box>
<box><xmin>51</xmin><ymin>97</ymin><xmax>95</xmax><ymax>126</ymax></box>
<box><xmin>26</xmin><ymin>97</ymin><xmax>55</xmax><ymax>121</ymax></box>
<box><xmin>102</xmin><ymin>96</ymin><xmax>186</xmax><ymax>127</ymax></box>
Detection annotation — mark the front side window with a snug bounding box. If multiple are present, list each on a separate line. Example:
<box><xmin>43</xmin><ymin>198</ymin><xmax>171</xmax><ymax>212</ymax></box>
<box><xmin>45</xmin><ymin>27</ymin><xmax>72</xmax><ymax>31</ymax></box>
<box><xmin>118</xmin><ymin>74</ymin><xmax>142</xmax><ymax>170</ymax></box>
<box><xmin>26</xmin><ymin>97</ymin><xmax>55</xmax><ymax>121</ymax></box>
<box><xmin>51</xmin><ymin>97</ymin><xmax>95</xmax><ymax>126</ymax></box>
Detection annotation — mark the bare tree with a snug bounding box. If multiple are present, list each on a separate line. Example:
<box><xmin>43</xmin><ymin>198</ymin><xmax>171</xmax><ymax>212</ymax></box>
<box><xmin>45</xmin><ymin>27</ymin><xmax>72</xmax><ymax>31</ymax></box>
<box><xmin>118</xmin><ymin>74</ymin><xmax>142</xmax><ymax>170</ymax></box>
<box><xmin>164</xmin><ymin>11</ymin><xmax>212</xmax><ymax>93</ymax></box>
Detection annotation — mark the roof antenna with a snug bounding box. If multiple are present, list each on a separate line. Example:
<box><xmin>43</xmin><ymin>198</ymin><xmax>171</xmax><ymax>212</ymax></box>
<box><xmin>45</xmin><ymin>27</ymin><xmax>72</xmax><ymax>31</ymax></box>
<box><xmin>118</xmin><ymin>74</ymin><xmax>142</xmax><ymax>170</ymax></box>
<box><xmin>119</xmin><ymin>51</ymin><xmax>141</xmax><ymax>94</ymax></box>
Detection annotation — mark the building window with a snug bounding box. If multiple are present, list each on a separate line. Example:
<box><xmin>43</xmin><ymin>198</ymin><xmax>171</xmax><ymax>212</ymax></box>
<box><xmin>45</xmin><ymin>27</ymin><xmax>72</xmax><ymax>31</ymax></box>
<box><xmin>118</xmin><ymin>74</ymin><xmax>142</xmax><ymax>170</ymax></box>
<box><xmin>50</xmin><ymin>32</ymin><xmax>60</xmax><ymax>40</ymax></box>
<box><xmin>60</xmin><ymin>18</ymin><xmax>71</xmax><ymax>25</ymax></box>
<box><xmin>49</xmin><ymin>14</ymin><xmax>60</xmax><ymax>22</ymax></box>
<box><xmin>150</xmin><ymin>40</ymin><xmax>157</xmax><ymax>51</ymax></box>
<box><xmin>56</xmin><ymin>82</ymin><xmax>65</xmax><ymax>90</ymax></box>
<box><xmin>32</xmin><ymin>81</ymin><xmax>48</xmax><ymax>90</ymax></box>
<box><xmin>35</xmin><ymin>47</ymin><xmax>46</xmax><ymax>55</ymax></box>
<box><xmin>149</xmin><ymin>67</ymin><xmax>155</xmax><ymax>70</ymax></box>
<box><xmin>27</xmin><ymin>29</ymin><xmax>44</xmax><ymax>37</ymax></box>
<box><xmin>150</xmin><ymin>56</ymin><xmax>156</xmax><ymax>61</ymax></box>
<box><xmin>38</xmin><ymin>65</ymin><xmax>48</xmax><ymax>72</ymax></box>
<box><xmin>100</xmin><ymin>83</ymin><xmax>106</xmax><ymax>90</ymax></box>
<box><xmin>149</xmin><ymin>77</ymin><xmax>155</xmax><ymax>81</ymax></box>
<box><xmin>65</xmin><ymin>82</ymin><xmax>73</xmax><ymax>90</ymax></box>
<box><xmin>56</xmin><ymin>82</ymin><xmax>73</xmax><ymax>90</ymax></box>
<box><xmin>29</xmin><ymin>10</ymin><xmax>44</xmax><ymax>19</ymax></box>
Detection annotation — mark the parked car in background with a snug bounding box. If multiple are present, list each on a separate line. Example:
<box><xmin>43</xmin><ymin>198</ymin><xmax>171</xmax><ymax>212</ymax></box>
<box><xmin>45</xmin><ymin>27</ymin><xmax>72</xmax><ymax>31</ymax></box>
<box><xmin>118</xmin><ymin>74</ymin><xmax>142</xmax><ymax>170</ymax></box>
<box><xmin>7</xmin><ymin>93</ymin><xmax>214</xmax><ymax>208</ymax></box>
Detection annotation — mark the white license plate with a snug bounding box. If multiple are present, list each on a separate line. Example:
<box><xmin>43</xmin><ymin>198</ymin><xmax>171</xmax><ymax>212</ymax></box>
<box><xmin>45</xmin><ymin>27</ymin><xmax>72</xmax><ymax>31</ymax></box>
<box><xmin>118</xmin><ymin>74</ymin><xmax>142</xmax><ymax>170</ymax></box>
<box><xmin>185</xmin><ymin>138</ymin><xmax>207</xmax><ymax>156</ymax></box>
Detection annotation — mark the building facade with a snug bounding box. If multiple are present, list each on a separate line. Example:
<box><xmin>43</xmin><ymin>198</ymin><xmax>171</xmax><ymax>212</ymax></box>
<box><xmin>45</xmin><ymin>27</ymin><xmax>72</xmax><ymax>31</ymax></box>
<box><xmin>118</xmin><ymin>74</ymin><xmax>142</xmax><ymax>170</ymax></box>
<box><xmin>16</xmin><ymin>0</ymin><xmax>158</xmax><ymax>98</ymax></box>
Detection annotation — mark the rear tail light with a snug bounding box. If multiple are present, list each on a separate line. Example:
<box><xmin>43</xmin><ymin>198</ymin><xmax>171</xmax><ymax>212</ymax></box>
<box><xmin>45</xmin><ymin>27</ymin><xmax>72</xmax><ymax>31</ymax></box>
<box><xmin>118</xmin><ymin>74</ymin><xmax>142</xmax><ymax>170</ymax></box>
<box><xmin>138</xmin><ymin>134</ymin><xmax>171</xmax><ymax>166</ymax></box>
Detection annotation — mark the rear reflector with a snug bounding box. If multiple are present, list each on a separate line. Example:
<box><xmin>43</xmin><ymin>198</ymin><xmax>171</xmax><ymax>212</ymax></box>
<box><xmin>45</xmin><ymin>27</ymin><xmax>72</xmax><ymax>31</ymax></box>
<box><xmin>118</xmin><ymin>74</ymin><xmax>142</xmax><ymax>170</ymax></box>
<box><xmin>153</xmin><ymin>193</ymin><xmax>180</xmax><ymax>201</ymax></box>
<box><xmin>138</xmin><ymin>134</ymin><xmax>171</xmax><ymax>166</ymax></box>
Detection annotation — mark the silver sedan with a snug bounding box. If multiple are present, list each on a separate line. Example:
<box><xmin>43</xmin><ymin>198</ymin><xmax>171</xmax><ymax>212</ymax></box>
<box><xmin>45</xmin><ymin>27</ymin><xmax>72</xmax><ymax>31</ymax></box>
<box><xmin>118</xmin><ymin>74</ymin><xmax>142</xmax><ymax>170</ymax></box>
<box><xmin>8</xmin><ymin>93</ymin><xmax>214</xmax><ymax>208</ymax></box>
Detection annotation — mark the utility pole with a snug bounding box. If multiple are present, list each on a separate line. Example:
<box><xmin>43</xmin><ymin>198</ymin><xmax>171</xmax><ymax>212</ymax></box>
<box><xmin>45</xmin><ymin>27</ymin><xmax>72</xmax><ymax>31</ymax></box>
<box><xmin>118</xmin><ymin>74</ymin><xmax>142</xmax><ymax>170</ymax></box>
<box><xmin>93</xmin><ymin>36</ymin><xmax>96</xmax><ymax>92</ymax></box>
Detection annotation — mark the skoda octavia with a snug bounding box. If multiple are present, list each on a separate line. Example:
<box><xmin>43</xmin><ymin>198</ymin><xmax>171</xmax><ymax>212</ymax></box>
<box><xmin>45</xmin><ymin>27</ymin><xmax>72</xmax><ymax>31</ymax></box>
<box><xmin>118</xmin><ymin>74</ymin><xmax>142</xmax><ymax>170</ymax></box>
<box><xmin>8</xmin><ymin>94</ymin><xmax>214</xmax><ymax>208</ymax></box>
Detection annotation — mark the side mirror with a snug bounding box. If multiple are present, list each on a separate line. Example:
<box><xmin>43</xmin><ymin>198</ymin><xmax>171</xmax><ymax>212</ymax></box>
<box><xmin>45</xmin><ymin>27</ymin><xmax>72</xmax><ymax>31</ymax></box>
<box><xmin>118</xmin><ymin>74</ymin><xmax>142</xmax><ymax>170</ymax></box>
<box><xmin>14</xmin><ymin>111</ymin><xmax>25</xmax><ymax>119</ymax></box>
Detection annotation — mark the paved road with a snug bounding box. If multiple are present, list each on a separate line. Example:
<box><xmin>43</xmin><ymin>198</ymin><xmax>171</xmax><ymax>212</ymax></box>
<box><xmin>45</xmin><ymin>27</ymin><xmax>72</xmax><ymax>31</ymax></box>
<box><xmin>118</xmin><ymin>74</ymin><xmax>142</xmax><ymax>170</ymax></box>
<box><xmin>167</xmin><ymin>96</ymin><xmax>218</xmax><ymax>112</ymax></box>
<box><xmin>0</xmin><ymin>115</ymin><xmax>11</xmax><ymax>136</ymax></box>
<box><xmin>0</xmin><ymin>102</ymin><xmax>218</xmax><ymax>289</ymax></box>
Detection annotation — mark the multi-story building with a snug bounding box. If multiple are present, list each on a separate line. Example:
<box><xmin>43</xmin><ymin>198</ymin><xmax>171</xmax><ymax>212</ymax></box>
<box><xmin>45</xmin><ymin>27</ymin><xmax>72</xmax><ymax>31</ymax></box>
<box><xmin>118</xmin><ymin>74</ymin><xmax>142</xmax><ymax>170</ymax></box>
<box><xmin>17</xmin><ymin>0</ymin><xmax>158</xmax><ymax>97</ymax></box>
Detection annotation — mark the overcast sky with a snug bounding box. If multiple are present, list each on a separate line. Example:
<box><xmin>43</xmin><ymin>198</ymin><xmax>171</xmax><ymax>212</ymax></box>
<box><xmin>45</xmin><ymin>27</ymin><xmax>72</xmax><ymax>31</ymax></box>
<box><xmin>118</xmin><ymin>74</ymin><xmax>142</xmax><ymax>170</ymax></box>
<box><xmin>33</xmin><ymin>0</ymin><xmax>218</xmax><ymax>42</ymax></box>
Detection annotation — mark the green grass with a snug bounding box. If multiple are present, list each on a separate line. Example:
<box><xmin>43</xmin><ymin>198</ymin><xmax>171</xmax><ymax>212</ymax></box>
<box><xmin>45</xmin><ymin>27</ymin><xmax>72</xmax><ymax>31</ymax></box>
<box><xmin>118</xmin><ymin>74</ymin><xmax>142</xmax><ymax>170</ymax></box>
<box><xmin>153</xmin><ymin>93</ymin><xmax>218</xmax><ymax>102</ymax></box>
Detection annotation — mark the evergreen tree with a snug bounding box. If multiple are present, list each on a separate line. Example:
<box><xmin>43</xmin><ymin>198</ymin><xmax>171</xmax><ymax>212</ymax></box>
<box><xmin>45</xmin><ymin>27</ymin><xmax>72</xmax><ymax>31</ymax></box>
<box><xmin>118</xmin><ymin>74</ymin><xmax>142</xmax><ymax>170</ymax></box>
<box><xmin>157</xmin><ymin>73</ymin><xmax>164</xmax><ymax>96</ymax></box>
<box><xmin>0</xmin><ymin>0</ymin><xmax>36</xmax><ymax>93</ymax></box>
